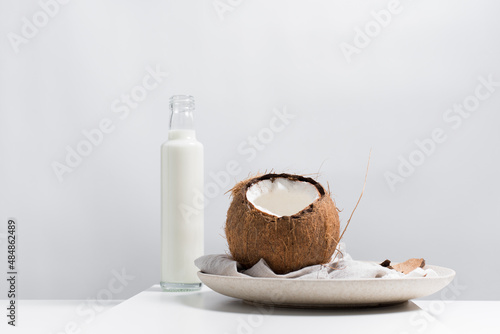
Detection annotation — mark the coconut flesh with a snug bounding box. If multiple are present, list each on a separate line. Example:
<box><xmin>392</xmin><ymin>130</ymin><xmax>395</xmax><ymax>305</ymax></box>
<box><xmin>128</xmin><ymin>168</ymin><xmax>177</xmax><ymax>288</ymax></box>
<box><xmin>246</xmin><ymin>178</ymin><xmax>320</xmax><ymax>217</ymax></box>
<box><xmin>225</xmin><ymin>173</ymin><xmax>340</xmax><ymax>274</ymax></box>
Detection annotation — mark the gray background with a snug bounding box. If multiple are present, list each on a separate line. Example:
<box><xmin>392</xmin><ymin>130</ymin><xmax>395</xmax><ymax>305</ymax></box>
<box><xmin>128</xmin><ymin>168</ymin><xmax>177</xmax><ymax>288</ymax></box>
<box><xmin>1</xmin><ymin>0</ymin><xmax>499</xmax><ymax>300</ymax></box>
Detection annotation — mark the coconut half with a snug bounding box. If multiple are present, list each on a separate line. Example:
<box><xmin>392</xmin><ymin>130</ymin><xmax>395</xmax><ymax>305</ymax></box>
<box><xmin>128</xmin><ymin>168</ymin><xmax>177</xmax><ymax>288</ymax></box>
<box><xmin>225</xmin><ymin>173</ymin><xmax>340</xmax><ymax>274</ymax></box>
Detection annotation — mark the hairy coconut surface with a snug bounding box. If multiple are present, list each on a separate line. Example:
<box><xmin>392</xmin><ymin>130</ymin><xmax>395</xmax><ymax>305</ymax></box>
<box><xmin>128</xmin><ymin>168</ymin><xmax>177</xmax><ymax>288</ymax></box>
<box><xmin>225</xmin><ymin>173</ymin><xmax>340</xmax><ymax>274</ymax></box>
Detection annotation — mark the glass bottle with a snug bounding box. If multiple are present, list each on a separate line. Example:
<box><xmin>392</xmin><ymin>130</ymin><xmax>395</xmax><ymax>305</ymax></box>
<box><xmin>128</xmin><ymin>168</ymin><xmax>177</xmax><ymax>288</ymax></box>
<box><xmin>160</xmin><ymin>95</ymin><xmax>204</xmax><ymax>291</ymax></box>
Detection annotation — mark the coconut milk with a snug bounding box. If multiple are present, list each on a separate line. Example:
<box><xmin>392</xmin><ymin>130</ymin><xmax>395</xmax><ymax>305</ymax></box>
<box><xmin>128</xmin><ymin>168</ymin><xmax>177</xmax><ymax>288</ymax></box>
<box><xmin>161</xmin><ymin>96</ymin><xmax>204</xmax><ymax>291</ymax></box>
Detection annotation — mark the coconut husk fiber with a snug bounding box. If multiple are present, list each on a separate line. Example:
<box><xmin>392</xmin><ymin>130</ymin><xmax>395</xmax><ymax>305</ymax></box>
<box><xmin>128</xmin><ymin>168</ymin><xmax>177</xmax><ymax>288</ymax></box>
<box><xmin>225</xmin><ymin>173</ymin><xmax>340</xmax><ymax>274</ymax></box>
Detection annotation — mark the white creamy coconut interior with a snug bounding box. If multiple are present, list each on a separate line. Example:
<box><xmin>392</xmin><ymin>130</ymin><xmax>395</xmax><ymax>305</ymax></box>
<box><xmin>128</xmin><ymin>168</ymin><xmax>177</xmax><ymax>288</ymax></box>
<box><xmin>246</xmin><ymin>178</ymin><xmax>320</xmax><ymax>217</ymax></box>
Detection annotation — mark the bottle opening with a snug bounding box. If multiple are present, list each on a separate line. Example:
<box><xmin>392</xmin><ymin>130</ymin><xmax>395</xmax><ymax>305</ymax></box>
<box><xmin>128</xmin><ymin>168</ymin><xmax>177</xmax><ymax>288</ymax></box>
<box><xmin>170</xmin><ymin>95</ymin><xmax>195</xmax><ymax>113</ymax></box>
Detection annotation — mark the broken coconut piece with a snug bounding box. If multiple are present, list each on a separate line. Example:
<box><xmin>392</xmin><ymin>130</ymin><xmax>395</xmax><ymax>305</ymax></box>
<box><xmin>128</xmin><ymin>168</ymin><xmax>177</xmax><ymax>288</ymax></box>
<box><xmin>392</xmin><ymin>258</ymin><xmax>426</xmax><ymax>274</ymax></box>
<box><xmin>225</xmin><ymin>173</ymin><xmax>340</xmax><ymax>274</ymax></box>
<box><xmin>379</xmin><ymin>259</ymin><xmax>392</xmax><ymax>268</ymax></box>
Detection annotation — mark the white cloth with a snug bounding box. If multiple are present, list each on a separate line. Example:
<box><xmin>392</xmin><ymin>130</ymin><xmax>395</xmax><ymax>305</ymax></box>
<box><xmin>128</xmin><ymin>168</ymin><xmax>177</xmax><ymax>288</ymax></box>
<box><xmin>195</xmin><ymin>243</ymin><xmax>438</xmax><ymax>279</ymax></box>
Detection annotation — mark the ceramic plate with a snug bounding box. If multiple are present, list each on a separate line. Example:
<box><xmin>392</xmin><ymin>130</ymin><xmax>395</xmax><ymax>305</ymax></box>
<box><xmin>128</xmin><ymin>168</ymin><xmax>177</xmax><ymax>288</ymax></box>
<box><xmin>197</xmin><ymin>264</ymin><xmax>455</xmax><ymax>308</ymax></box>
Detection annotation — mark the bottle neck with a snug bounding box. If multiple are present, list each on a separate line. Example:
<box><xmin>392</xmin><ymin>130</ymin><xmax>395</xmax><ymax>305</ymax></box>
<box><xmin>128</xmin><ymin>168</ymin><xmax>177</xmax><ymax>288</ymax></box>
<box><xmin>169</xmin><ymin>95</ymin><xmax>196</xmax><ymax>137</ymax></box>
<box><xmin>170</xmin><ymin>110</ymin><xmax>195</xmax><ymax>130</ymax></box>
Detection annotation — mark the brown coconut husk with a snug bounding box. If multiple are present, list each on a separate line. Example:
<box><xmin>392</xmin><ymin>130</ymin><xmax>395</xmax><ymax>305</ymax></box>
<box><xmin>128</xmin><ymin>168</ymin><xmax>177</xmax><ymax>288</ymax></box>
<box><xmin>225</xmin><ymin>173</ymin><xmax>340</xmax><ymax>274</ymax></box>
<box><xmin>392</xmin><ymin>258</ymin><xmax>426</xmax><ymax>274</ymax></box>
<box><xmin>379</xmin><ymin>258</ymin><xmax>426</xmax><ymax>274</ymax></box>
<box><xmin>380</xmin><ymin>259</ymin><xmax>392</xmax><ymax>268</ymax></box>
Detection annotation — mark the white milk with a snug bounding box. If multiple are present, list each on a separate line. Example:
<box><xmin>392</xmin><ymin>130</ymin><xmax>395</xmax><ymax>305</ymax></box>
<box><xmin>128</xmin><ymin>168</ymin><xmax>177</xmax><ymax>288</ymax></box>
<box><xmin>161</xmin><ymin>97</ymin><xmax>204</xmax><ymax>291</ymax></box>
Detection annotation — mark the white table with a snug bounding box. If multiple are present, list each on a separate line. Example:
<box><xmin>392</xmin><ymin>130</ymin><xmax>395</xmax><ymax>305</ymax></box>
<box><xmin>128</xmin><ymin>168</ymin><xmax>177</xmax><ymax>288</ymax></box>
<box><xmin>77</xmin><ymin>285</ymin><xmax>500</xmax><ymax>334</ymax></box>
<box><xmin>0</xmin><ymin>300</ymin><xmax>120</xmax><ymax>334</ymax></box>
<box><xmin>2</xmin><ymin>287</ymin><xmax>497</xmax><ymax>334</ymax></box>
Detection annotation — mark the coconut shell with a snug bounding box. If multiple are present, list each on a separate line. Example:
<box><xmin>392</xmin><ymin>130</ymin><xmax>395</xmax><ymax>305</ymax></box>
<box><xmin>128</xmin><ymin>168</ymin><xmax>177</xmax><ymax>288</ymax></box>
<box><xmin>225</xmin><ymin>173</ymin><xmax>340</xmax><ymax>274</ymax></box>
<box><xmin>392</xmin><ymin>258</ymin><xmax>425</xmax><ymax>274</ymax></box>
